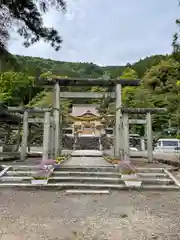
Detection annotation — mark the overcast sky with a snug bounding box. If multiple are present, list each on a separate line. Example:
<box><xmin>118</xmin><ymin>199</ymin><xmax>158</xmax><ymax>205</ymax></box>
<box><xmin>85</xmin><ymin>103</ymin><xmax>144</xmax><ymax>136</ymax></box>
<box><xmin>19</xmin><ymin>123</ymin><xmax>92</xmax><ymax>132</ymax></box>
<box><xmin>8</xmin><ymin>0</ymin><xmax>179</xmax><ymax>66</ymax></box>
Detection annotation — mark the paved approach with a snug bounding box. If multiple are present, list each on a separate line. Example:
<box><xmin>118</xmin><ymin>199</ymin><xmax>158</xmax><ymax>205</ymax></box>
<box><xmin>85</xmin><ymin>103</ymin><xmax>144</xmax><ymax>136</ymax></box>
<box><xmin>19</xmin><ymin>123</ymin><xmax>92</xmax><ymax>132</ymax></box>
<box><xmin>65</xmin><ymin>156</ymin><xmax>110</xmax><ymax>166</ymax></box>
<box><xmin>66</xmin><ymin>156</ymin><xmax>111</xmax><ymax>166</ymax></box>
<box><xmin>67</xmin><ymin>150</ymin><xmax>111</xmax><ymax>166</ymax></box>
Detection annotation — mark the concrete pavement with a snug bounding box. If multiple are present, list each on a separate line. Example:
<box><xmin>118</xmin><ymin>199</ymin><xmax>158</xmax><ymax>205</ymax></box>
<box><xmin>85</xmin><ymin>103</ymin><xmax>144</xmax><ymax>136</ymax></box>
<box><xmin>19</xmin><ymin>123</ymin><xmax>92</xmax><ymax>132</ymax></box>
<box><xmin>66</xmin><ymin>156</ymin><xmax>111</xmax><ymax>166</ymax></box>
<box><xmin>66</xmin><ymin>150</ymin><xmax>111</xmax><ymax>166</ymax></box>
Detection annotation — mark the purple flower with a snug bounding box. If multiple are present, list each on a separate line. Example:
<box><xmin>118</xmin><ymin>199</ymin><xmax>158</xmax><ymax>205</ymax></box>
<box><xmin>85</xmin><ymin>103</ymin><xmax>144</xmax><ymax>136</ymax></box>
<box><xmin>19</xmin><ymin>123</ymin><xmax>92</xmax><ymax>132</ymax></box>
<box><xmin>119</xmin><ymin>161</ymin><xmax>136</xmax><ymax>174</ymax></box>
<box><xmin>39</xmin><ymin>159</ymin><xmax>56</xmax><ymax>169</ymax></box>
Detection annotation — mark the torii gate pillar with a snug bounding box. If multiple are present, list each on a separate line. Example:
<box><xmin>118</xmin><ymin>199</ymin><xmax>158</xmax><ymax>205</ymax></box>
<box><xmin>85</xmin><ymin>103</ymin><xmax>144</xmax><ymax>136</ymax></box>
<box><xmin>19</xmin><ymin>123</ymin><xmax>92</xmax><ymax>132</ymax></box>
<box><xmin>20</xmin><ymin>110</ymin><xmax>28</xmax><ymax>160</ymax></box>
<box><xmin>114</xmin><ymin>84</ymin><xmax>123</xmax><ymax>157</ymax></box>
<box><xmin>54</xmin><ymin>82</ymin><xmax>61</xmax><ymax>158</ymax></box>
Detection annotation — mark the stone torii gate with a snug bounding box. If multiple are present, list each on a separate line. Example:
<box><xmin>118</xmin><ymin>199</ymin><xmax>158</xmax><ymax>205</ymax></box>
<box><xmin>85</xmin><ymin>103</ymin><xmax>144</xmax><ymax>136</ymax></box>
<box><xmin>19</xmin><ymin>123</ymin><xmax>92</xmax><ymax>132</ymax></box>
<box><xmin>7</xmin><ymin>77</ymin><xmax>139</xmax><ymax>160</ymax></box>
<box><xmin>5</xmin><ymin>77</ymin><xmax>167</xmax><ymax>163</ymax></box>
<box><xmin>39</xmin><ymin>77</ymin><xmax>140</xmax><ymax>158</ymax></box>
<box><xmin>121</xmin><ymin>108</ymin><xmax>167</xmax><ymax>162</ymax></box>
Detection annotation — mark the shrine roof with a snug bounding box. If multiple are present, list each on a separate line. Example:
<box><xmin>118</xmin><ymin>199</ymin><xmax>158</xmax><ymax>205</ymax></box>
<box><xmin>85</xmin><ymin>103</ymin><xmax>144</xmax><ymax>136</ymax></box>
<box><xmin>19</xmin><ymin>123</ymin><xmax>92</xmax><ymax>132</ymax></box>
<box><xmin>71</xmin><ymin>104</ymin><xmax>100</xmax><ymax>117</ymax></box>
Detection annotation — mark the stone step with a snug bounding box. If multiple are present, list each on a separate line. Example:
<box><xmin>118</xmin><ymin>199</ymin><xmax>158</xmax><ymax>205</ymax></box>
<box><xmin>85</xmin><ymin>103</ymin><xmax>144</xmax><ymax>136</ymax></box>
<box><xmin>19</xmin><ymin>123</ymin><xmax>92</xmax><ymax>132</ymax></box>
<box><xmin>52</xmin><ymin>172</ymin><xmax>168</xmax><ymax>178</ymax></box>
<box><xmin>5</xmin><ymin>164</ymin><xmax>172</xmax><ymax>173</ymax></box>
<box><xmin>66</xmin><ymin>190</ymin><xmax>110</xmax><ymax>194</ymax></box>
<box><xmin>0</xmin><ymin>176</ymin><xmax>174</xmax><ymax>185</ymax></box>
<box><xmin>6</xmin><ymin>170</ymin><xmax>120</xmax><ymax>176</ymax></box>
<box><xmin>0</xmin><ymin>182</ymin><xmax>178</xmax><ymax>190</ymax></box>
<box><xmin>52</xmin><ymin>171</ymin><xmax>168</xmax><ymax>178</ymax></box>
<box><xmin>53</xmin><ymin>166</ymin><xmax>168</xmax><ymax>173</ymax></box>
<box><xmin>5</xmin><ymin>171</ymin><xmax>168</xmax><ymax>178</ymax></box>
<box><xmin>49</xmin><ymin>177</ymin><xmax>173</xmax><ymax>185</ymax></box>
<box><xmin>75</xmin><ymin>138</ymin><xmax>100</xmax><ymax>150</ymax></box>
<box><xmin>9</xmin><ymin>165</ymin><xmax>118</xmax><ymax>172</ymax></box>
<box><xmin>2</xmin><ymin>167</ymin><xmax>171</xmax><ymax>177</ymax></box>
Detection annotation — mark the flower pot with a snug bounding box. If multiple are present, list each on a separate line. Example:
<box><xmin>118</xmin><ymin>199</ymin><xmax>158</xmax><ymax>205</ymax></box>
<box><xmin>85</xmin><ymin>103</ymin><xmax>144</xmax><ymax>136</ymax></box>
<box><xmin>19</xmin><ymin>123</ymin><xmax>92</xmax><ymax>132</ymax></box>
<box><xmin>124</xmin><ymin>180</ymin><xmax>142</xmax><ymax>187</ymax></box>
<box><xmin>31</xmin><ymin>179</ymin><xmax>48</xmax><ymax>185</ymax></box>
<box><xmin>121</xmin><ymin>174</ymin><xmax>137</xmax><ymax>180</ymax></box>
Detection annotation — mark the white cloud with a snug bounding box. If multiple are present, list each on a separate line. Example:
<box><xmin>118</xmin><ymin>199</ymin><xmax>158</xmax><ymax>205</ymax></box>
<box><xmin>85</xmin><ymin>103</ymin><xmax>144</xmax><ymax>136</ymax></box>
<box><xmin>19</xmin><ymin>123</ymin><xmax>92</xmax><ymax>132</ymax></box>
<box><xmin>8</xmin><ymin>0</ymin><xmax>179</xmax><ymax>65</ymax></box>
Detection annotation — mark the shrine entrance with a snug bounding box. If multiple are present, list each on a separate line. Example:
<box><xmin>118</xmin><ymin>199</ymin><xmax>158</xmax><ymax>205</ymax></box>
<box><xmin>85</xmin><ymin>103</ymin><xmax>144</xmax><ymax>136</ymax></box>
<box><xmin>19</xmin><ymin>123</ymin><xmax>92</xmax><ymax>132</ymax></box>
<box><xmin>67</xmin><ymin>104</ymin><xmax>103</xmax><ymax>151</ymax></box>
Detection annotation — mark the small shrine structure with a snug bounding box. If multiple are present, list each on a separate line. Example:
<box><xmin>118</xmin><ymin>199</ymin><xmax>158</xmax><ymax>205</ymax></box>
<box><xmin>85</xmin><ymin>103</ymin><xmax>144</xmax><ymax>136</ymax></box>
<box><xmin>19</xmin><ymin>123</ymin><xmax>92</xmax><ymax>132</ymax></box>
<box><xmin>71</xmin><ymin>104</ymin><xmax>104</xmax><ymax>136</ymax></box>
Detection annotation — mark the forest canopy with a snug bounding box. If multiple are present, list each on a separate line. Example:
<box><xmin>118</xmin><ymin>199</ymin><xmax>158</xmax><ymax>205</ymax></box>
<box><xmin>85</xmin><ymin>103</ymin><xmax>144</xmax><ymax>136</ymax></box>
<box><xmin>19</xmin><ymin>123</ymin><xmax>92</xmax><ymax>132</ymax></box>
<box><xmin>0</xmin><ymin>53</ymin><xmax>180</xmax><ymax>137</ymax></box>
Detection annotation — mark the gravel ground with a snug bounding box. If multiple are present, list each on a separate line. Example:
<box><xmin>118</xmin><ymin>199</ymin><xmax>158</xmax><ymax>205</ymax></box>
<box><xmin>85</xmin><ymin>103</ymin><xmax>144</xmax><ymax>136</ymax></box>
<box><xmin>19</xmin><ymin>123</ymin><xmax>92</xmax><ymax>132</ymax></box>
<box><xmin>1</xmin><ymin>151</ymin><xmax>180</xmax><ymax>240</ymax></box>
<box><xmin>0</xmin><ymin>190</ymin><xmax>180</xmax><ymax>240</ymax></box>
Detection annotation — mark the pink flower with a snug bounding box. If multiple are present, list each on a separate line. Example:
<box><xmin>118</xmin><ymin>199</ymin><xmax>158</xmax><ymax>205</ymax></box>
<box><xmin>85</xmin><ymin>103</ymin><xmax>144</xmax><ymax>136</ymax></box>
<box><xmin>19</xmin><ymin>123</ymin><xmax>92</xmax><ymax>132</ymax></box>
<box><xmin>39</xmin><ymin>159</ymin><xmax>56</xmax><ymax>169</ymax></box>
<box><xmin>119</xmin><ymin>161</ymin><xmax>136</xmax><ymax>171</ymax></box>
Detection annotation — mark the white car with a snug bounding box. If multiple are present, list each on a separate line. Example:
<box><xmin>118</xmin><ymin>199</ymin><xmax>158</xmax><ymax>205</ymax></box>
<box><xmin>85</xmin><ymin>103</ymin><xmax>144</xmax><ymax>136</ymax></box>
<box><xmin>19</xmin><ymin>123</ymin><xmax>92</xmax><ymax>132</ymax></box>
<box><xmin>154</xmin><ymin>138</ymin><xmax>180</xmax><ymax>153</ymax></box>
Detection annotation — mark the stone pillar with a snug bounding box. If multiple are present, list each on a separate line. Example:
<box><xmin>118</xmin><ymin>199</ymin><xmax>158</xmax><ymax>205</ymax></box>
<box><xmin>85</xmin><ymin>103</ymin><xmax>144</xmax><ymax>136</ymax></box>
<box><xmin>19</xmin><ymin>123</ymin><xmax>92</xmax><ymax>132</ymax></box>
<box><xmin>27</xmin><ymin>125</ymin><xmax>31</xmax><ymax>152</ymax></box>
<box><xmin>15</xmin><ymin>124</ymin><xmax>21</xmax><ymax>152</ymax></box>
<box><xmin>49</xmin><ymin>119</ymin><xmax>55</xmax><ymax>159</ymax></box>
<box><xmin>42</xmin><ymin>111</ymin><xmax>51</xmax><ymax>161</ymax></box>
<box><xmin>54</xmin><ymin>82</ymin><xmax>61</xmax><ymax>158</ymax></box>
<box><xmin>99</xmin><ymin>137</ymin><xmax>103</xmax><ymax>151</ymax></box>
<box><xmin>123</xmin><ymin>113</ymin><xmax>130</xmax><ymax>161</ymax></box>
<box><xmin>146</xmin><ymin>112</ymin><xmax>153</xmax><ymax>162</ymax></box>
<box><xmin>113</xmin><ymin>126</ymin><xmax>115</xmax><ymax>155</ymax></box>
<box><xmin>114</xmin><ymin>84</ymin><xmax>122</xmax><ymax>157</ymax></box>
<box><xmin>140</xmin><ymin>138</ymin><xmax>145</xmax><ymax>151</ymax></box>
<box><xmin>20</xmin><ymin>110</ymin><xmax>28</xmax><ymax>160</ymax></box>
<box><xmin>73</xmin><ymin>133</ymin><xmax>77</xmax><ymax>150</ymax></box>
<box><xmin>60</xmin><ymin>109</ymin><xmax>63</xmax><ymax>153</ymax></box>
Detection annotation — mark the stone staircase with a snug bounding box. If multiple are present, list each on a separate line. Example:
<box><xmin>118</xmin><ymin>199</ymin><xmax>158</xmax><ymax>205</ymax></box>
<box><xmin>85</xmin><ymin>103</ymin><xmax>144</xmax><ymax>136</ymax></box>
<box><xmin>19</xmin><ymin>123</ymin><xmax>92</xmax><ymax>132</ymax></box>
<box><xmin>0</xmin><ymin>165</ymin><xmax>179</xmax><ymax>192</ymax></box>
<box><xmin>62</xmin><ymin>134</ymin><xmax>112</xmax><ymax>151</ymax></box>
<box><xmin>75</xmin><ymin>136</ymin><xmax>100</xmax><ymax>150</ymax></box>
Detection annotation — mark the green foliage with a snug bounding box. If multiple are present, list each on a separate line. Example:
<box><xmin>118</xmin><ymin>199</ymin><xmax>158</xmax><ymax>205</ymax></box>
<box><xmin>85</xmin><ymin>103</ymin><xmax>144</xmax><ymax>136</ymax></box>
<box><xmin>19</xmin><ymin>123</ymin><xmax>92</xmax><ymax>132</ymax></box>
<box><xmin>143</xmin><ymin>59</ymin><xmax>180</xmax><ymax>131</ymax></box>
<box><xmin>0</xmin><ymin>0</ymin><xmax>66</xmax><ymax>57</ymax></box>
<box><xmin>0</xmin><ymin>71</ymin><xmax>35</xmax><ymax>105</ymax></box>
<box><xmin>1</xmin><ymin>53</ymin><xmax>180</xmax><ymax>135</ymax></box>
<box><xmin>121</xmin><ymin>68</ymin><xmax>138</xmax><ymax>107</ymax></box>
<box><xmin>120</xmin><ymin>67</ymin><xmax>138</xmax><ymax>79</ymax></box>
<box><xmin>143</xmin><ymin>59</ymin><xmax>179</xmax><ymax>89</ymax></box>
<box><xmin>102</xmin><ymin>55</ymin><xmax>168</xmax><ymax>78</ymax></box>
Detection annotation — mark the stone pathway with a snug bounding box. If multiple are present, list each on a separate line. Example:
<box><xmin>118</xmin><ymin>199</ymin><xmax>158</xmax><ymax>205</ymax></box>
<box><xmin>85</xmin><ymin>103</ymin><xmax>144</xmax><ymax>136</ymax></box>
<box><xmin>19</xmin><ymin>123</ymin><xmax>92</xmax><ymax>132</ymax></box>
<box><xmin>71</xmin><ymin>149</ymin><xmax>103</xmax><ymax>156</ymax></box>
<box><xmin>66</xmin><ymin>156</ymin><xmax>111</xmax><ymax>166</ymax></box>
<box><xmin>66</xmin><ymin>150</ymin><xmax>111</xmax><ymax>166</ymax></box>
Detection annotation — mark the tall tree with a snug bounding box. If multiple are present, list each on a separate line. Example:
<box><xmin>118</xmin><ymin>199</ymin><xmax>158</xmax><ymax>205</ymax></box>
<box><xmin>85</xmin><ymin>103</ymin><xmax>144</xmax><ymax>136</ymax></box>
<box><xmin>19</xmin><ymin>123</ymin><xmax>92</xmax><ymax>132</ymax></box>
<box><xmin>0</xmin><ymin>71</ymin><xmax>35</xmax><ymax>105</ymax></box>
<box><xmin>143</xmin><ymin>59</ymin><xmax>180</xmax><ymax>131</ymax></box>
<box><xmin>0</xmin><ymin>5</ymin><xmax>18</xmax><ymax>69</ymax></box>
<box><xmin>0</xmin><ymin>5</ymin><xmax>10</xmax><ymax>56</ymax></box>
<box><xmin>0</xmin><ymin>0</ymin><xmax>66</xmax><ymax>56</ymax></box>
